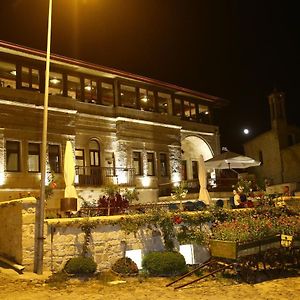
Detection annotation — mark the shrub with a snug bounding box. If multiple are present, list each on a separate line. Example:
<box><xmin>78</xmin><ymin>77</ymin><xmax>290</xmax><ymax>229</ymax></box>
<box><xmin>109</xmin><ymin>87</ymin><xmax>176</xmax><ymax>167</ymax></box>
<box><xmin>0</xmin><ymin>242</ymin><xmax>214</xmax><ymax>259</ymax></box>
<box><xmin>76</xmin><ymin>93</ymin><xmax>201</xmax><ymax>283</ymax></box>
<box><xmin>142</xmin><ymin>251</ymin><xmax>187</xmax><ymax>277</ymax></box>
<box><xmin>111</xmin><ymin>257</ymin><xmax>139</xmax><ymax>275</ymax></box>
<box><xmin>64</xmin><ymin>256</ymin><xmax>97</xmax><ymax>275</ymax></box>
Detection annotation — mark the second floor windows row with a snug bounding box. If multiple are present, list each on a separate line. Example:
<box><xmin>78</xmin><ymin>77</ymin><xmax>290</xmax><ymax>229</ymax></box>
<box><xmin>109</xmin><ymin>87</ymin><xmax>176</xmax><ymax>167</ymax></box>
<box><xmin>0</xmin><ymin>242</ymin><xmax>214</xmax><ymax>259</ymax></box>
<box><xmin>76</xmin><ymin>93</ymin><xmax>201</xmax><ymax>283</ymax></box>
<box><xmin>0</xmin><ymin>59</ymin><xmax>211</xmax><ymax>123</ymax></box>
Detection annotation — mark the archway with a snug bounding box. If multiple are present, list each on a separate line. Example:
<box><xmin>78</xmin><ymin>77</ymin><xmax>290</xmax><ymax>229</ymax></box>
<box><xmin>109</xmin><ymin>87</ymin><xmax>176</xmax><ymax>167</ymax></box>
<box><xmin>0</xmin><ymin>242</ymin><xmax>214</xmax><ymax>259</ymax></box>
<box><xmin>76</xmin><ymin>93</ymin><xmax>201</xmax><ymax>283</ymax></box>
<box><xmin>181</xmin><ymin>136</ymin><xmax>213</xmax><ymax>181</ymax></box>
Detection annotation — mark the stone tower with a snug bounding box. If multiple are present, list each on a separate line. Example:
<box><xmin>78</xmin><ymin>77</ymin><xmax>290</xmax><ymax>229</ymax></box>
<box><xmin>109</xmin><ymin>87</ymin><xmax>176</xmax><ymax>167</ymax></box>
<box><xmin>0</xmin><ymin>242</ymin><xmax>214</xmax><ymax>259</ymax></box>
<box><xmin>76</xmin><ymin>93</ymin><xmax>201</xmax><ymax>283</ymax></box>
<box><xmin>268</xmin><ymin>89</ymin><xmax>288</xmax><ymax>148</ymax></box>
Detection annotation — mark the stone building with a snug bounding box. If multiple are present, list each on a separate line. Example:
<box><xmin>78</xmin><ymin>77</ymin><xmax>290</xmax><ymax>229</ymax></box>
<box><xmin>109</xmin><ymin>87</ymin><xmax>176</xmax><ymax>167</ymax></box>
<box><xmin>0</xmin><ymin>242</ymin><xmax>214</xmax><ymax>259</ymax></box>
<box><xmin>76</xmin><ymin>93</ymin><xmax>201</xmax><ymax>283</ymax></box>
<box><xmin>244</xmin><ymin>90</ymin><xmax>300</xmax><ymax>193</ymax></box>
<box><xmin>0</xmin><ymin>40</ymin><xmax>227</xmax><ymax>210</ymax></box>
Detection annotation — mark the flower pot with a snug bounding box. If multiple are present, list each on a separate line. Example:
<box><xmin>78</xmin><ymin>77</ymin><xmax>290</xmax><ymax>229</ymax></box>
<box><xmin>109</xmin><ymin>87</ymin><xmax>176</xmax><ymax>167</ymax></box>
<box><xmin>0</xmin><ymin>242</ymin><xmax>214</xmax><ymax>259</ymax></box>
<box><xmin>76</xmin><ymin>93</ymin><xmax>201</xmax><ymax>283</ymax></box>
<box><xmin>61</xmin><ymin>197</ymin><xmax>77</xmax><ymax>211</ymax></box>
<box><xmin>210</xmin><ymin>236</ymin><xmax>281</xmax><ymax>260</ymax></box>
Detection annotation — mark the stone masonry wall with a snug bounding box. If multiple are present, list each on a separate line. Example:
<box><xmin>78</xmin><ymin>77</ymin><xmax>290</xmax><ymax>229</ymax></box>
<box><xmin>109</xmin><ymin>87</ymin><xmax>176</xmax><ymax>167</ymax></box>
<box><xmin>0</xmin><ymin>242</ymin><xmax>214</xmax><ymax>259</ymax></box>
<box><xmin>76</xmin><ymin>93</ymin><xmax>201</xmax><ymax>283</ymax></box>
<box><xmin>44</xmin><ymin>218</ymin><xmax>165</xmax><ymax>272</ymax></box>
<box><xmin>0</xmin><ymin>197</ymin><xmax>36</xmax><ymax>269</ymax></box>
<box><xmin>1</xmin><ymin>198</ymin><xmax>210</xmax><ymax>273</ymax></box>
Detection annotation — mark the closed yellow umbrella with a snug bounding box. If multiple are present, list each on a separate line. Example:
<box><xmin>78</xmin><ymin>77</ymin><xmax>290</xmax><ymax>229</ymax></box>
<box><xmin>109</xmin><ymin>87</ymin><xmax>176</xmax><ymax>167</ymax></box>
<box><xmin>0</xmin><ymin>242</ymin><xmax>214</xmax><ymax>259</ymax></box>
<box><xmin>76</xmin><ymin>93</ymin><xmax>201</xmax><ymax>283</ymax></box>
<box><xmin>61</xmin><ymin>140</ymin><xmax>77</xmax><ymax>211</ymax></box>
<box><xmin>198</xmin><ymin>154</ymin><xmax>212</xmax><ymax>205</ymax></box>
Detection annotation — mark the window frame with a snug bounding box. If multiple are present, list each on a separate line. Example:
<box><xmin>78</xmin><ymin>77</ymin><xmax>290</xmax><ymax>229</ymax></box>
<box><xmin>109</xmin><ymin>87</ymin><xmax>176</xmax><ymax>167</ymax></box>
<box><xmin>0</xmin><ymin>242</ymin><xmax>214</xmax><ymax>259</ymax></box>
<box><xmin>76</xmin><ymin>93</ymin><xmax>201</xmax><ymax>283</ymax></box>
<box><xmin>133</xmin><ymin>151</ymin><xmax>143</xmax><ymax>176</ymax></box>
<box><xmin>20</xmin><ymin>65</ymin><xmax>41</xmax><ymax>91</ymax></box>
<box><xmin>28</xmin><ymin>142</ymin><xmax>41</xmax><ymax>173</ymax></box>
<box><xmin>159</xmin><ymin>153</ymin><xmax>169</xmax><ymax>177</ymax></box>
<box><xmin>6</xmin><ymin>140</ymin><xmax>21</xmax><ymax>172</ymax></box>
<box><xmin>48</xmin><ymin>144</ymin><xmax>61</xmax><ymax>173</ymax></box>
<box><xmin>147</xmin><ymin>152</ymin><xmax>156</xmax><ymax>176</ymax></box>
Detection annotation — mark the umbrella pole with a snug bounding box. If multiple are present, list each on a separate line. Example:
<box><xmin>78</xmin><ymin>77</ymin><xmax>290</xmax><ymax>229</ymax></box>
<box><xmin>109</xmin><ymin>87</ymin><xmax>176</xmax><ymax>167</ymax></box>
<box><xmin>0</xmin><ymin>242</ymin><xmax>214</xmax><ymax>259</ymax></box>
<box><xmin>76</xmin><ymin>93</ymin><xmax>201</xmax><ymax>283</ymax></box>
<box><xmin>228</xmin><ymin>162</ymin><xmax>239</xmax><ymax>175</ymax></box>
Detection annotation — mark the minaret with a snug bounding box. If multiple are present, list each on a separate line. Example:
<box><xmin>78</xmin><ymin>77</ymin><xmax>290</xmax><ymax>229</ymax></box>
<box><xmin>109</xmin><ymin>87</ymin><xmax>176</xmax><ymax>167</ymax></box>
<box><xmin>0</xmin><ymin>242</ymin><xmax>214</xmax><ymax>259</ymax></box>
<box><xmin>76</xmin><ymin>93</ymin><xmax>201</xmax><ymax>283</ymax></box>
<box><xmin>268</xmin><ymin>89</ymin><xmax>288</xmax><ymax>148</ymax></box>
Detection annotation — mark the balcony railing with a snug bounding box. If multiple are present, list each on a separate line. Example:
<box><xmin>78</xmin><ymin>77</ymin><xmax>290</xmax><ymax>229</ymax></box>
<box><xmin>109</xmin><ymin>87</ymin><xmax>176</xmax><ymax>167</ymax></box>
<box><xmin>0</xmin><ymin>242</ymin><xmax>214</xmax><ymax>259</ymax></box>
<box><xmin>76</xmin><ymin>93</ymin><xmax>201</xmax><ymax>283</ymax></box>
<box><xmin>76</xmin><ymin>166</ymin><xmax>135</xmax><ymax>187</ymax></box>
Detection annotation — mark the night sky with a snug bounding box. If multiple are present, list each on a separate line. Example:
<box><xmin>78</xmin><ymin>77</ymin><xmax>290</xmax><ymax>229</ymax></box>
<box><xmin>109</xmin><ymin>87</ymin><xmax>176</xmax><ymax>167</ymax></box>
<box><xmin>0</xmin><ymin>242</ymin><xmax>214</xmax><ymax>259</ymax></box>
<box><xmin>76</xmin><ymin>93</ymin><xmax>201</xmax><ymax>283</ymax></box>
<box><xmin>0</xmin><ymin>0</ymin><xmax>299</xmax><ymax>153</ymax></box>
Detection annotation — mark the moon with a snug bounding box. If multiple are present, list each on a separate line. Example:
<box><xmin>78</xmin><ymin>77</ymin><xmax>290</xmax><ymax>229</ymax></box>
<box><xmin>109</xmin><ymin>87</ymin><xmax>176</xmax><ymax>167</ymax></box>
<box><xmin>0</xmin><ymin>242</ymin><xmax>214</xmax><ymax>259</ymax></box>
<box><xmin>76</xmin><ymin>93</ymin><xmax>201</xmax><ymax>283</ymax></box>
<box><xmin>243</xmin><ymin>128</ymin><xmax>249</xmax><ymax>135</ymax></box>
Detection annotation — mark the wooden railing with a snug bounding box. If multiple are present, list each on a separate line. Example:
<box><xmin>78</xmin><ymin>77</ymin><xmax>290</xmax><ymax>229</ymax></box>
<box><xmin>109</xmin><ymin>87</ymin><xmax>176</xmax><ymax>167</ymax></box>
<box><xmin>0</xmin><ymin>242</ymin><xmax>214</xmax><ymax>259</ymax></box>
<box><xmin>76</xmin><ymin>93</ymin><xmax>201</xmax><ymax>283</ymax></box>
<box><xmin>76</xmin><ymin>166</ymin><xmax>135</xmax><ymax>187</ymax></box>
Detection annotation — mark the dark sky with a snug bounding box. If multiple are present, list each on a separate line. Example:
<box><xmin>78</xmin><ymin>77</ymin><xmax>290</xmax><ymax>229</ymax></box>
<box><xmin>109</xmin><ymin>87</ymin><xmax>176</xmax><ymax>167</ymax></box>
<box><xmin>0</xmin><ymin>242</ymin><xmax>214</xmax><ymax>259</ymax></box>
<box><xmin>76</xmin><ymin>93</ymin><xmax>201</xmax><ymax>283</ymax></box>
<box><xmin>0</xmin><ymin>0</ymin><xmax>299</xmax><ymax>153</ymax></box>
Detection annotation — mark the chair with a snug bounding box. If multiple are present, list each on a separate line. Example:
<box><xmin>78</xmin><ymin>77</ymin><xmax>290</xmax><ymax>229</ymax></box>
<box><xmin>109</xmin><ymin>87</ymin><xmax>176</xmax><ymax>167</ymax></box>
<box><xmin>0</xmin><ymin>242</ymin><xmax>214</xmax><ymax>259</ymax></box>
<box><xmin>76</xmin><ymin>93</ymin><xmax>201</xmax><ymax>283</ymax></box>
<box><xmin>168</xmin><ymin>203</ymin><xmax>179</xmax><ymax>211</ymax></box>
<box><xmin>215</xmin><ymin>199</ymin><xmax>224</xmax><ymax>208</ymax></box>
<box><xmin>194</xmin><ymin>200</ymin><xmax>207</xmax><ymax>210</ymax></box>
<box><xmin>184</xmin><ymin>201</ymin><xmax>196</xmax><ymax>211</ymax></box>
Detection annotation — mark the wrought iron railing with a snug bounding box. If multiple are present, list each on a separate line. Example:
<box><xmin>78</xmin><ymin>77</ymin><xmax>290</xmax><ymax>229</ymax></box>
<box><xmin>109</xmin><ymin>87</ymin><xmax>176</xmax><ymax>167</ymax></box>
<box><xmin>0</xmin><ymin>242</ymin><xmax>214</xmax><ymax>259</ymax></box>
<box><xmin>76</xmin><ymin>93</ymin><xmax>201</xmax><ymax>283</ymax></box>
<box><xmin>75</xmin><ymin>166</ymin><xmax>135</xmax><ymax>187</ymax></box>
<box><xmin>158</xmin><ymin>179</ymin><xmax>200</xmax><ymax>197</ymax></box>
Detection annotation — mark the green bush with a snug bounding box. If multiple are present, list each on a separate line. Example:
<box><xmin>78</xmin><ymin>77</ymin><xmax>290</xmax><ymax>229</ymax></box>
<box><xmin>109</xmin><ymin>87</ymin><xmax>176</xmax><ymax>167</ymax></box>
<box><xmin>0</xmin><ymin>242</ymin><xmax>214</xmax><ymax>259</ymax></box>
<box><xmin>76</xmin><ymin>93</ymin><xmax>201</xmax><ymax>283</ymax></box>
<box><xmin>111</xmin><ymin>257</ymin><xmax>139</xmax><ymax>275</ymax></box>
<box><xmin>64</xmin><ymin>256</ymin><xmax>97</xmax><ymax>275</ymax></box>
<box><xmin>142</xmin><ymin>251</ymin><xmax>187</xmax><ymax>277</ymax></box>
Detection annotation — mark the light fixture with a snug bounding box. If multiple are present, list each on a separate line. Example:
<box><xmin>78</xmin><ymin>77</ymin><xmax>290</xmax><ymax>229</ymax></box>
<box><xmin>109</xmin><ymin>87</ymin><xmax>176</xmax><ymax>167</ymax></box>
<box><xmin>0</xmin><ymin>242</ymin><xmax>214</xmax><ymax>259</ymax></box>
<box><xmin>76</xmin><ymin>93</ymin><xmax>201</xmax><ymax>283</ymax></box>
<box><xmin>50</xmin><ymin>78</ymin><xmax>60</xmax><ymax>84</ymax></box>
<box><xmin>141</xmin><ymin>95</ymin><xmax>148</xmax><ymax>103</ymax></box>
<box><xmin>84</xmin><ymin>85</ymin><xmax>92</xmax><ymax>91</ymax></box>
<box><xmin>10</xmin><ymin>70</ymin><xmax>16</xmax><ymax>76</ymax></box>
<box><xmin>205</xmin><ymin>111</ymin><xmax>209</xmax><ymax>115</ymax></box>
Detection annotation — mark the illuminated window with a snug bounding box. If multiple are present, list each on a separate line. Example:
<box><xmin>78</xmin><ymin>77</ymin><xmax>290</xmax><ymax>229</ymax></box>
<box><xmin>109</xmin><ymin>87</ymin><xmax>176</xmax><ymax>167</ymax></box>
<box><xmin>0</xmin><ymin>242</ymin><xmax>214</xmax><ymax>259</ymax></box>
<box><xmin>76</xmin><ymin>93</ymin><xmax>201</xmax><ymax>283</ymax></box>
<box><xmin>199</xmin><ymin>105</ymin><xmax>210</xmax><ymax>123</ymax></box>
<box><xmin>139</xmin><ymin>88</ymin><xmax>155</xmax><ymax>112</ymax></box>
<box><xmin>179</xmin><ymin>244</ymin><xmax>195</xmax><ymax>265</ymax></box>
<box><xmin>183</xmin><ymin>100</ymin><xmax>197</xmax><ymax>120</ymax></box>
<box><xmin>21</xmin><ymin>66</ymin><xmax>40</xmax><ymax>90</ymax></box>
<box><xmin>0</xmin><ymin>61</ymin><xmax>16</xmax><ymax>89</ymax></box>
<box><xmin>84</xmin><ymin>78</ymin><xmax>98</xmax><ymax>103</ymax></box>
<box><xmin>101</xmin><ymin>82</ymin><xmax>114</xmax><ymax>106</ymax></box>
<box><xmin>49</xmin><ymin>71</ymin><xmax>63</xmax><ymax>96</ymax></box>
<box><xmin>147</xmin><ymin>152</ymin><xmax>155</xmax><ymax>176</ymax></box>
<box><xmin>125</xmin><ymin>249</ymin><xmax>142</xmax><ymax>269</ymax></box>
<box><xmin>120</xmin><ymin>84</ymin><xmax>137</xmax><ymax>108</ymax></box>
<box><xmin>190</xmin><ymin>102</ymin><xmax>196</xmax><ymax>119</ymax></box>
<box><xmin>159</xmin><ymin>153</ymin><xmax>168</xmax><ymax>177</ymax></box>
<box><xmin>28</xmin><ymin>143</ymin><xmax>40</xmax><ymax>172</ymax></box>
<box><xmin>133</xmin><ymin>151</ymin><xmax>142</xmax><ymax>175</ymax></box>
<box><xmin>173</xmin><ymin>98</ymin><xmax>182</xmax><ymax>117</ymax></box>
<box><xmin>67</xmin><ymin>75</ymin><xmax>81</xmax><ymax>100</ymax></box>
<box><xmin>75</xmin><ymin>149</ymin><xmax>85</xmax><ymax>175</ymax></box>
<box><xmin>6</xmin><ymin>141</ymin><xmax>20</xmax><ymax>172</ymax></box>
<box><xmin>49</xmin><ymin>144</ymin><xmax>60</xmax><ymax>173</ymax></box>
<box><xmin>183</xmin><ymin>100</ymin><xmax>190</xmax><ymax>118</ymax></box>
<box><xmin>157</xmin><ymin>92</ymin><xmax>170</xmax><ymax>114</ymax></box>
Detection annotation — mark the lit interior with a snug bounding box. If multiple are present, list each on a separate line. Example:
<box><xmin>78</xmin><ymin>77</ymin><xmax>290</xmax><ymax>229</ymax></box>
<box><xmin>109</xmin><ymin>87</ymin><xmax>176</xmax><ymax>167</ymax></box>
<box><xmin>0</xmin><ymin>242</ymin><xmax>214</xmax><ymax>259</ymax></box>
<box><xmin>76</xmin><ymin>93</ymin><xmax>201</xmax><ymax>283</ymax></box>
<box><xmin>179</xmin><ymin>244</ymin><xmax>195</xmax><ymax>265</ymax></box>
<box><xmin>125</xmin><ymin>249</ymin><xmax>142</xmax><ymax>269</ymax></box>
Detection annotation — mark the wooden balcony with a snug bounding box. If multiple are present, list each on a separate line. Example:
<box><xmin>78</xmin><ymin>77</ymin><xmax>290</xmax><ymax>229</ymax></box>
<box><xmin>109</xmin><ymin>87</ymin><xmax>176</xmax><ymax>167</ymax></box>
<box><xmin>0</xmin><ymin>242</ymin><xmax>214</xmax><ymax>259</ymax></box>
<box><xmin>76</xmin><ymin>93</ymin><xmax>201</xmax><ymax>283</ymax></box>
<box><xmin>76</xmin><ymin>166</ymin><xmax>135</xmax><ymax>187</ymax></box>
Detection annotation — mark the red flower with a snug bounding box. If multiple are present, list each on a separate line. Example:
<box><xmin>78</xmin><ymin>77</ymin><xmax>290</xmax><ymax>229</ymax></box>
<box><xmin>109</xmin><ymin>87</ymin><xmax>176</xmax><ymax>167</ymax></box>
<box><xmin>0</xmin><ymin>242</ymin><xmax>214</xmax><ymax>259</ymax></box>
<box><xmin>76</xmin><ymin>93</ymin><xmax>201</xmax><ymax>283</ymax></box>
<box><xmin>50</xmin><ymin>181</ymin><xmax>57</xmax><ymax>189</ymax></box>
<box><xmin>173</xmin><ymin>215</ymin><xmax>183</xmax><ymax>224</ymax></box>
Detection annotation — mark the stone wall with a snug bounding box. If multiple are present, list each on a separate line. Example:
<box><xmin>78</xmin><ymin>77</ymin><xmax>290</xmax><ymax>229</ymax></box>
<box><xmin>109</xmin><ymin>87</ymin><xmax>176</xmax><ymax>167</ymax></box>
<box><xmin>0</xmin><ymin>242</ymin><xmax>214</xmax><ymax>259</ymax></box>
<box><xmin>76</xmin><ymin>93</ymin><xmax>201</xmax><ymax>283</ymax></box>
<box><xmin>0</xmin><ymin>197</ymin><xmax>36</xmax><ymax>270</ymax></box>
<box><xmin>44</xmin><ymin>218</ymin><xmax>210</xmax><ymax>272</ymax></box>
<box><xmin>1</xmin><ymin>198</ymin><xmax>210</xmax><ymax>273</ymax></box>
<box><xmin>44</xmin><ymin>217</ymin><xmax>166</xmax><ymax>272</ymax></box>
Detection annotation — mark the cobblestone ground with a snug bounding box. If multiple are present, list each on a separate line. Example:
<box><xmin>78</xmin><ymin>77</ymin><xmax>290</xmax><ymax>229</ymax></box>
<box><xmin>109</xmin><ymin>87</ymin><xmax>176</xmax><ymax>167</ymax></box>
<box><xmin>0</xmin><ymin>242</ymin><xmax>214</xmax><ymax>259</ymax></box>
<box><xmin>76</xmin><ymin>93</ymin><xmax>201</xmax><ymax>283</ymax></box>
<box><xmin>0</xmin><ymin>267</ymin><xmax>300</xmax><ymax>300</ymax></box>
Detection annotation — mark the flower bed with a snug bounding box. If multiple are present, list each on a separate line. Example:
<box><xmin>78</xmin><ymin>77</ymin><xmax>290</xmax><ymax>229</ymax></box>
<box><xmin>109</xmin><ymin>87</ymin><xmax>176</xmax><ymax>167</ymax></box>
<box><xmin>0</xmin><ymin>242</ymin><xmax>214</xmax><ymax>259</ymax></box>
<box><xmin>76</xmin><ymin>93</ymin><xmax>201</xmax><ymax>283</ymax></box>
<box><xmin>209</xmin><ymin>209</ymin><xmax>300</xmax><ymax>259</ymax></box>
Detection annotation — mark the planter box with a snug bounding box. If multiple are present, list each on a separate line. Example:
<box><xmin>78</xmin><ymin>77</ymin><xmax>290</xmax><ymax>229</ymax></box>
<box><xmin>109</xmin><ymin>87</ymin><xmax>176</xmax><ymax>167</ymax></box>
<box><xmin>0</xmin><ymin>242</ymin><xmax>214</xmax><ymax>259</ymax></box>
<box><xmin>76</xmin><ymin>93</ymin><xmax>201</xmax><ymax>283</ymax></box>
<box><xmin>210</xmin><ymin>236</ymin><xmax>281</xmax><ymax>260</ymax></box>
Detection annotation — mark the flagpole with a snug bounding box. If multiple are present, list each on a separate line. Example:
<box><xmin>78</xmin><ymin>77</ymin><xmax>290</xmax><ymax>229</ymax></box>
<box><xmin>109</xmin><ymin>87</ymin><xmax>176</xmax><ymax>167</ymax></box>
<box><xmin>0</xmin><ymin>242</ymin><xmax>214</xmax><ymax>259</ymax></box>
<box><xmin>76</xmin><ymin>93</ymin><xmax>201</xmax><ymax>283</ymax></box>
<box><xmin>34</xmin><ymin>0</ymin><xmax>52</xmax><ymax>274</ymax></box>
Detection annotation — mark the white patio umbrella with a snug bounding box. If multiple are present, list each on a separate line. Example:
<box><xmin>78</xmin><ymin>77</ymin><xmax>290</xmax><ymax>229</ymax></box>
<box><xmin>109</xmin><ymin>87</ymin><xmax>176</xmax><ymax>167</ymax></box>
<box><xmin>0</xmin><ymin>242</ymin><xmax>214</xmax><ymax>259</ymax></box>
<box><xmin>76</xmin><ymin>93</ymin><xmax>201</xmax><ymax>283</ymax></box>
<box><xmin>64</xmin><ymin>141</ymin><xmax>77</xmax><ymax>198</ymax></box>
<box><xmin>205</xmin><ymin>151</ymin><xmax>261</xmax><ymax>170</ymax></box>
<box><xmin>198</xmin><ymin>154</ymin><xmax>212</xmax><ymax>205</ymax></box>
